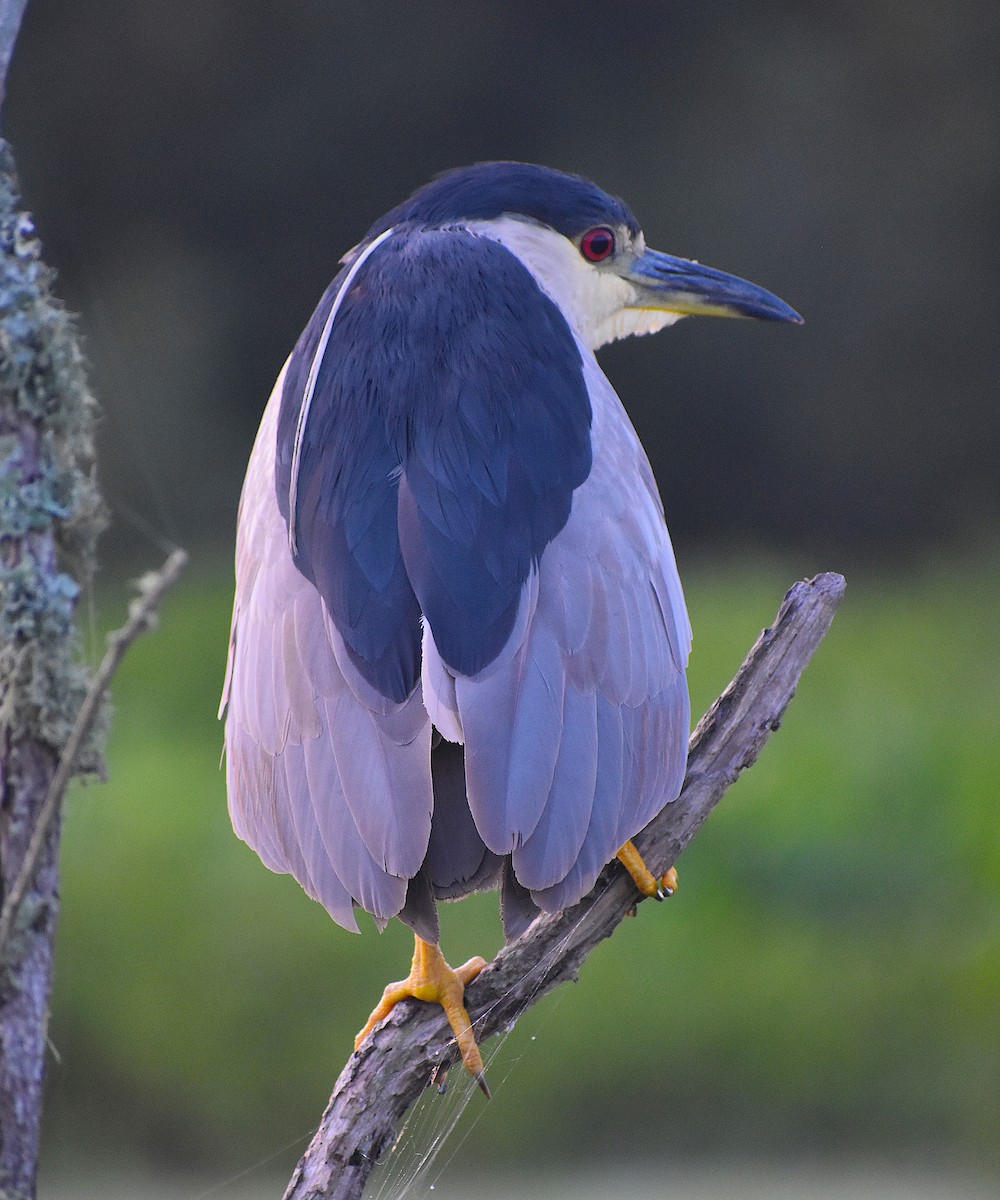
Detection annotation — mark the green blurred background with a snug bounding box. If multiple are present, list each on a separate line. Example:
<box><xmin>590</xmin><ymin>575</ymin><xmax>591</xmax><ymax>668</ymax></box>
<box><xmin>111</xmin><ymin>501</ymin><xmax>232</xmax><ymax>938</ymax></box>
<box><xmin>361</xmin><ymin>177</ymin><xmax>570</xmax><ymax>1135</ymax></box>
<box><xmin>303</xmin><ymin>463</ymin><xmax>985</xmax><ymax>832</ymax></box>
<box><xmin>4</xmin><ymin>0</ymin><xmax>998</xmax><ymax>1193</ymax></box>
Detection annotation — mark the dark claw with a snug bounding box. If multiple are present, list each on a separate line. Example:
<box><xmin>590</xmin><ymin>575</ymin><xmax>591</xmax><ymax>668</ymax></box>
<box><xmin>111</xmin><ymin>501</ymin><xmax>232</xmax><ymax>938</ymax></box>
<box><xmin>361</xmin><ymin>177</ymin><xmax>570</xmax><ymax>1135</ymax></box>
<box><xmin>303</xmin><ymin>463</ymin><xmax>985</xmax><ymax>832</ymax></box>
<box><xmin>475</xmin><ymin>1071</ymin><xmax>492</xmax><ymax>1100</ymax></box>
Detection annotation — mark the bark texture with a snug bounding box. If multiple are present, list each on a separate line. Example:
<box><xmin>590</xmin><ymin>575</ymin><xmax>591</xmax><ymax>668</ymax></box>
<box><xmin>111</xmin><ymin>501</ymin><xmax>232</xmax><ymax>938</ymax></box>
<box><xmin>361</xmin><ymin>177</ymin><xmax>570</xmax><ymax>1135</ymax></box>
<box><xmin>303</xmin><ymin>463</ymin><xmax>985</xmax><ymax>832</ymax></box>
<box><xmin>0</xmin><ymin>139</ymin><xmax>104</xmax><ymax>1197</ymax></box>
<box><xmin>283</xmin><ymin>571</ymin><xmax>846</xmax><ymax>1200</ymax></box>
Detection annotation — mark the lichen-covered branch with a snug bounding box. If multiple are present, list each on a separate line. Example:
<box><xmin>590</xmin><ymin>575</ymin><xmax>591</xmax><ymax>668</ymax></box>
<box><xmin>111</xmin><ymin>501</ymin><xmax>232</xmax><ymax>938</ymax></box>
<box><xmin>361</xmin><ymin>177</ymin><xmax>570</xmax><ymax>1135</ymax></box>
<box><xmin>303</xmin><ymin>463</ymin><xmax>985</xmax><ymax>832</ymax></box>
<box><xmin>283</xmin><ymin>571</ymin><xmax>846</xmax><ymax>1200</ymax></box>
<box><xmin>0</xmin><ymin>131</ymin><xmax>106</xmax><ymax>1199</ymax></box>
<box><xmin>0</xmin><ymin>127</ymin><xmax>188</xmax><ymax>1192</ymax></box>
<box><xmin>0</xmin><ymin>10</ymin><xmax>188</xmax><ymax>1190</ymax></box>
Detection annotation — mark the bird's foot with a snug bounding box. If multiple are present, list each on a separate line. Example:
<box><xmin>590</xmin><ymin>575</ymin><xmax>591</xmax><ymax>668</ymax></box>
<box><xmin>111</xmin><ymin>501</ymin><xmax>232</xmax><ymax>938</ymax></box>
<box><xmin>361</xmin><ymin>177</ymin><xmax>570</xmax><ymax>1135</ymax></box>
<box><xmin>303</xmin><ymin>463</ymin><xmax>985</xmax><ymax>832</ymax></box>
<box><xmin>616</xmin><ymin>840</ymin><xmax>678</xmax><ymax>901</ymax></box>
<box><xmin>354</xmin><ymin>935</ymin><xmax>490</xmax><ymax>1097</ymax></box>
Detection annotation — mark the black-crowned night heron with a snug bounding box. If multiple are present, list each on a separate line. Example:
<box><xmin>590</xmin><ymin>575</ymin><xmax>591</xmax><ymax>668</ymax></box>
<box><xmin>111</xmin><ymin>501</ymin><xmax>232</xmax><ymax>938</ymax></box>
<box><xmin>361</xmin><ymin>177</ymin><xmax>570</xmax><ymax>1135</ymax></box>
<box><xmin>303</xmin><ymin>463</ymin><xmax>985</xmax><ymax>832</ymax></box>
<box><xmin>220</xmin><ymin>162</ymin><xmax>801</xmax><ymax>1093</ymax></box>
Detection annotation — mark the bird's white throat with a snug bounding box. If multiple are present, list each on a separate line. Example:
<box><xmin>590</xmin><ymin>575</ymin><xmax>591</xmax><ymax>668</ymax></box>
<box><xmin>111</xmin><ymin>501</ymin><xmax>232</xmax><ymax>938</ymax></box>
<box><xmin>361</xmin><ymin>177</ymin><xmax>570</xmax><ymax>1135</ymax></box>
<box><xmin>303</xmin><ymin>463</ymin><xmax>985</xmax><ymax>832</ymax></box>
<box><xmin>463</xmin><ymin>216</ymin><xmax>682</xmax><ymax>351</ymax></box>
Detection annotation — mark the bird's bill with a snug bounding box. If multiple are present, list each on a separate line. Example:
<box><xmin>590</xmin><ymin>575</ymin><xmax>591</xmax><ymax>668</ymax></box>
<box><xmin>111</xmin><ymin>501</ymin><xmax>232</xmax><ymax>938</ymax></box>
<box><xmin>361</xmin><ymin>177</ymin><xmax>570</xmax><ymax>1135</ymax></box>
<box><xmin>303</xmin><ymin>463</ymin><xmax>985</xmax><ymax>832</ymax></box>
<box><xmin>624</xmin><ymin>248</ymin><xmax>803</xmax><ymax>323</ymax></box>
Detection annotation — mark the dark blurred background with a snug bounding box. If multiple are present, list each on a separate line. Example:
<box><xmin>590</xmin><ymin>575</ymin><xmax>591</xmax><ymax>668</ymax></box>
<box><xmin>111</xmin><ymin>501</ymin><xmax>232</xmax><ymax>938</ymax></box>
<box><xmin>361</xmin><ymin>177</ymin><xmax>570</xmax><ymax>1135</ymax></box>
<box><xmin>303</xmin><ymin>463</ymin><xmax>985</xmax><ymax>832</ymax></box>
<box><xmin>4</xmin><ymin>1</ymin><xmax>999</xmax><ymax>1195</ymax></box>
<box><xmin>9</xmin><ymin>0</ymin><xmax>999</xmax><ymax>567</ymax></box>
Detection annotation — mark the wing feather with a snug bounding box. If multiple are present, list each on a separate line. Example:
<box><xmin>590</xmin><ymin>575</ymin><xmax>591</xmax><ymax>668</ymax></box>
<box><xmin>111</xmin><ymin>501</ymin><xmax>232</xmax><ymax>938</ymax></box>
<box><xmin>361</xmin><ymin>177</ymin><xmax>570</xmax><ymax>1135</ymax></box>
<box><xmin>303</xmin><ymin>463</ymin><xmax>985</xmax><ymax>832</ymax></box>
<box><xmin>327</xmin><ymin>692</ymin><xmax>431</xmax><ymax>878</ymax></box>
<box><xmin>221</xmin><ymin>370</ymin><xmax>431</xmax><ymax>932</ymax></box>
<box><xmin>226</xmin><ymin>722</ymin><xmax>295</xmax><ymax>876</ymax></box>
<box><xmin>456</xmin><ymin>620</ymin><xmax>566</xmax><ymax>851</ymax></box>
<box><xmin>528</xmin><ymin>694</ymin><xmax>625</xmax><ymax>911</ymax></box>
<box><xmin>512</xmin><ymin>686</ymin><xmax>598</xmax><ymax>889</ymax></box>
<box><xmin>451</xmin><ymin>353</ymin><xmax>691</xmax><ymax>912</ymax></box>
<box><xmin>280</xmin><ymin>738</ymin><xmax>360</xmax><ymax>930</ymax></box>
<box><xmin>224</xmin><ymin>241</ymin><xmax>692</xmax><ymax>933</ymax></box>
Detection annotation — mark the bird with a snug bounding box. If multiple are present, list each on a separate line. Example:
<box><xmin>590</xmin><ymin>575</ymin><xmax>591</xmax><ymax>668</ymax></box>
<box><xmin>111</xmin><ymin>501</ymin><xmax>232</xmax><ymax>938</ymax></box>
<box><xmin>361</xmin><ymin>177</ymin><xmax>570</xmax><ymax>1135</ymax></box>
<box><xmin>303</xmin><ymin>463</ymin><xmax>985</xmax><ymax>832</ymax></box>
<box><xmin>220</xmin><ymin>161</ymin><xmax>801</xmax><ymax>1095</ymax></box>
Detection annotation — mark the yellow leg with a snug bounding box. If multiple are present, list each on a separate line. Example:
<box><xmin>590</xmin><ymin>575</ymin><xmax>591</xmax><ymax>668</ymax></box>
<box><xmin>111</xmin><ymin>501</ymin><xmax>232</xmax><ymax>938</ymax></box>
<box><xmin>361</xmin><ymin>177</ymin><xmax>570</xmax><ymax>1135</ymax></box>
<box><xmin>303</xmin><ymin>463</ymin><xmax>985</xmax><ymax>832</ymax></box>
<box><xmin>616</xmin><ymin>840</ymin><xmax>678</xmax><ymax>900</ymax></box>
<box><xmin>354</xmin><ymin>935</ymin><xmax>491</xmax><ymax>1097</ymax></box>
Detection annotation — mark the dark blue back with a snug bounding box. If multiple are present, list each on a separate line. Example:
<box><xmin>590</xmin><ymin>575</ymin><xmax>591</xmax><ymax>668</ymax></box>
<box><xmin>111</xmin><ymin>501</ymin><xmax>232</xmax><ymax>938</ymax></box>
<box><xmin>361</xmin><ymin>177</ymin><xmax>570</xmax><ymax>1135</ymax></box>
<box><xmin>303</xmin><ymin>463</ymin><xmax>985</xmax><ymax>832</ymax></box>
<box><xmin>276</xmin><ymin>228</ymin><xmax>592</xmax><ymax>701</ymax></box>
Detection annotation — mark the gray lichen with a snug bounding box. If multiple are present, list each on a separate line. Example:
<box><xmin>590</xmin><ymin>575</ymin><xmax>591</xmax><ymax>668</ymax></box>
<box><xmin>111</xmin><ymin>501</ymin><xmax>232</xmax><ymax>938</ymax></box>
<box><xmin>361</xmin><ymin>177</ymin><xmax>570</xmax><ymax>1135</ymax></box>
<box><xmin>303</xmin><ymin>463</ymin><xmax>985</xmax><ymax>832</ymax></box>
<box><xmin>0</xmin><ymin>135</ymin><xmax>109</xmax><ymax>1195</ymax></box>
<box><xmin>0</xmin><ymin>137</ymin><xmax>106</xmax><ymax>780</ymax></box>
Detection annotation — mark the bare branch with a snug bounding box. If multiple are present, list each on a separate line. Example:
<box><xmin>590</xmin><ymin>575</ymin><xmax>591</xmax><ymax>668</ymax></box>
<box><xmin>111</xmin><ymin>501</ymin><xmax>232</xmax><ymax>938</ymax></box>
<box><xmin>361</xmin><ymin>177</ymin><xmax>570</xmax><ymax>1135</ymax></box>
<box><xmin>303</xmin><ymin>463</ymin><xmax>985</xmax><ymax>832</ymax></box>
<box><xmin>283</xmin><ymin>571</ymin><xmax>846</xmax><ymax>1200</ymax></box>
<box><xmin>0</xmin><ymin>548</ymin><xmax>188</xmax><ymax>960</ymax></box>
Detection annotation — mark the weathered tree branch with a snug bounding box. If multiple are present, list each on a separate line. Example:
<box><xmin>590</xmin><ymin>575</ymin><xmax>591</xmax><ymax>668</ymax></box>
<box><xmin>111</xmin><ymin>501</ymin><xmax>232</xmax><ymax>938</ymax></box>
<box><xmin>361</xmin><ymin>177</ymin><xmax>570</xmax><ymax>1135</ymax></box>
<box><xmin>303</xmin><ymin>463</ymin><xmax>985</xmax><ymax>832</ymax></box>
<box><xmin>283</xmin><ymin>570</ymin><xmax>846</xmax><ymax>1200</ymax></box>
<box><xmin>0</xmin><ymin>143</ymin><xmax>104</xmax><ymax>1200</ymax></box>
<box><xmin>0</xmin><ymin>10</ymin><xmax>189</xmax><ymax>1190</ymax></box>
<box><xmin>0</xmin><ymin>150</ymin><xmax>186</xmax><ymax>1185</ymax></box>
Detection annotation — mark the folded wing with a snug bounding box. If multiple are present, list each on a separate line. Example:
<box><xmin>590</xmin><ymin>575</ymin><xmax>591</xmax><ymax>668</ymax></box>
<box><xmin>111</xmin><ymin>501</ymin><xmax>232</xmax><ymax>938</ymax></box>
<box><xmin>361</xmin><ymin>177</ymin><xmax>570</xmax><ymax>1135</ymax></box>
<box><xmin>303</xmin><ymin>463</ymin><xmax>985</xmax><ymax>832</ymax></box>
<box><xmin>222</xmin><ymin>230</ymin><xmax>691</xmax><ymax>936</ymax></box>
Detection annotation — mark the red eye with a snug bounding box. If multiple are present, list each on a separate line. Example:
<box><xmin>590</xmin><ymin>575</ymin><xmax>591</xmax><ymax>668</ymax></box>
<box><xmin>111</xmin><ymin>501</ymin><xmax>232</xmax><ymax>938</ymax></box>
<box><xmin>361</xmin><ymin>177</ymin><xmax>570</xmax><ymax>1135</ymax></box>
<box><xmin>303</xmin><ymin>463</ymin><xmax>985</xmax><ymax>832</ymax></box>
<box><xmin>580</xmin><ymin>226</ymin><xmax>616</xmax><ymax>263</ymax></box>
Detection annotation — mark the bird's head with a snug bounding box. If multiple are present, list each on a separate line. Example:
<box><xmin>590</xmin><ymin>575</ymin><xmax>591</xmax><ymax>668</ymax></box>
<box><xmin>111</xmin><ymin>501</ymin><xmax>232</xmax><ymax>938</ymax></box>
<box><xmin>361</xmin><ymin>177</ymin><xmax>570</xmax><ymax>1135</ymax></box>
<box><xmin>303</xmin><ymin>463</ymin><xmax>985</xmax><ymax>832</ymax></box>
<box><xmin>357</xmin><ymin>161</ymin><xmax>802</xmax><ymax>349</ymax></box>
